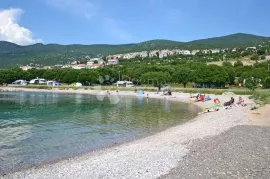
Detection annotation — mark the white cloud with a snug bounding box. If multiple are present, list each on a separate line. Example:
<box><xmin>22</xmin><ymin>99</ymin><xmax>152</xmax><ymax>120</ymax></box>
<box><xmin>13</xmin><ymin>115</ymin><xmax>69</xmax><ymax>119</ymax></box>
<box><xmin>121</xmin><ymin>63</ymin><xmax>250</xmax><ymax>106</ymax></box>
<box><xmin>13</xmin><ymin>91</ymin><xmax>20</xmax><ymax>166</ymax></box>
<box><xmin>44</xmin><ymin>0</ymin><xmax>97</xmax><ymax>20</ymax></box>
<box><xmin>0</xmin><ymin>8</ymin><xmax>41</xmax><ymax>45</ymax></box>
<box><xmin>103</xmin><ymin>18</ymin><xmax>134</xmax><ymax>43</ymax></box>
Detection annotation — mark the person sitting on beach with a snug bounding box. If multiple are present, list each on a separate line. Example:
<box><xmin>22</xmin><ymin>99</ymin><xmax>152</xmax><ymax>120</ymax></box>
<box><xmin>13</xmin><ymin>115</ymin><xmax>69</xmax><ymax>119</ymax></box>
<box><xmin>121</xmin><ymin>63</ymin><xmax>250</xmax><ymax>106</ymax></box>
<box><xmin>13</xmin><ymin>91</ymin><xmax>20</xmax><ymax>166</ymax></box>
<box><xmin>224</xmin><ymin>97</ymin><xmax>234</xmax><ymax>107</ymax></box>
<box><xmin>198</xmin><ymin>94</ymin><xmax>205</xmax><ymax>102</ymax></box>
<box><xmin>214</xmin><ymin>98</ymin><xmax>221</xmax><ymax>104</ymax></box>
<box><xmin>196</xmin><ymin>93</ymin><xmax>200</xmax><ymax>101</ymax></box>
<box><xmin>236</xmin><ymin>96</ymin><xmax>246</xmax><ymax>106</ymax></box>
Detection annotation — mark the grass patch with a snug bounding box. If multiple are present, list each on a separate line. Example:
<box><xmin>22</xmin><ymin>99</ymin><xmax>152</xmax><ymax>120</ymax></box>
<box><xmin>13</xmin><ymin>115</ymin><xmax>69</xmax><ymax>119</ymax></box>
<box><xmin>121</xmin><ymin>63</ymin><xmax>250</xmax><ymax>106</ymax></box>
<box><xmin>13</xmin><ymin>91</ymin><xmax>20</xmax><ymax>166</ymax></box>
<box><xmin>251</xmin><ymin>91</ymin><xmax>270</xmax><ymax>104</ymax></box>
<box><xmin>173</xmin><ymin>88</ymin><xmax>253</xmax><ymax>95</ymax></box>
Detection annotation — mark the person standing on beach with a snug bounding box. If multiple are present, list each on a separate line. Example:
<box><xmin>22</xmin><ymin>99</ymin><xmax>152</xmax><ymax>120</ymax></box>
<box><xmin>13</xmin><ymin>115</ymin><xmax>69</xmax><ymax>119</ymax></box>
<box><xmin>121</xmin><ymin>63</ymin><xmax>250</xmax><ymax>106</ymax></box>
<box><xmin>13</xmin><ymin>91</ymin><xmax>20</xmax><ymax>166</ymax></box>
<box><xmin>157</xmin><ymin>84</ymin><xmax>161</xmax><ymax>94</ymax></box>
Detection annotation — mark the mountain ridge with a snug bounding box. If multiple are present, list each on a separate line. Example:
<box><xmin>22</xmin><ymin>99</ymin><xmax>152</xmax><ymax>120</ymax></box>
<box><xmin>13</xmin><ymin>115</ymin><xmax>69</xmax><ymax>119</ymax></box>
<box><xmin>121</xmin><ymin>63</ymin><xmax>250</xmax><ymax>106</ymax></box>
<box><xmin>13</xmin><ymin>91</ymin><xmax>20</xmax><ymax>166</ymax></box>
<box><xmin>1</xmin><ymin>33</ymin><xmax>269</xmax><ymax>46</ymax></box>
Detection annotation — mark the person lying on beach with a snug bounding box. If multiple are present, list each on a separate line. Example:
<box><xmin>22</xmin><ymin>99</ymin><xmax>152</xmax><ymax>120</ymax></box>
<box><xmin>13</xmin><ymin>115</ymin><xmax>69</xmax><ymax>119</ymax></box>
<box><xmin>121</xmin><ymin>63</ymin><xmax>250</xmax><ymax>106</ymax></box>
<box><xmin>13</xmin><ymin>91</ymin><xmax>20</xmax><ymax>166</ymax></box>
<box><xmin>224</xmin><ymin>97</ymin><xmax>234</xmax><ymax>107</ymax></box>
<box><xmin>197</xmin><ymin>94</ymin><xmax>205</xmax><ymax>102</ymax></box>
<box><xmin>202</xmin><ymin>95</ymin><xmax>211</xmax><ymax>102</ymax></box>
<box><xmin>163</xmin><ymin>91</ymin><xmax>172</xmax><ymax>96</ymax></box>
<box><xmin>199</xmin><ymin>108</ymin><xmax>220</xmax><ymax>114</ymax></box>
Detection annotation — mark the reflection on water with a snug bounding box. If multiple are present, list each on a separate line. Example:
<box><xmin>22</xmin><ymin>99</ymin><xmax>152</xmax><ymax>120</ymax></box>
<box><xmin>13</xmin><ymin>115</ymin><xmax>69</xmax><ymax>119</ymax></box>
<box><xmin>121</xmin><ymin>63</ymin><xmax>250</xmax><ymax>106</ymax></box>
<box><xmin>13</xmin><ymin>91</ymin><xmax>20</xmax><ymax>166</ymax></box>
<box><xmin>0</xmin><ymin>91</ymin><xmax>200</xmax><ymax>173</ymax></box>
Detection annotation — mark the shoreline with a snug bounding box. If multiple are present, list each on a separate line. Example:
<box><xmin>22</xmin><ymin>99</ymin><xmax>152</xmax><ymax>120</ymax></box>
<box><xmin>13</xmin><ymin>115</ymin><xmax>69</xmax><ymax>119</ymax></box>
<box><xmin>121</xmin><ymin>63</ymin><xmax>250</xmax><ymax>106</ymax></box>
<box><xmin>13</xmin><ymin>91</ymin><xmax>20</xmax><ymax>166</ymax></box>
<box><xmin>0</xmin><ymin>87</ymin><xmax>255</xmax><ymax>178</ymax></box>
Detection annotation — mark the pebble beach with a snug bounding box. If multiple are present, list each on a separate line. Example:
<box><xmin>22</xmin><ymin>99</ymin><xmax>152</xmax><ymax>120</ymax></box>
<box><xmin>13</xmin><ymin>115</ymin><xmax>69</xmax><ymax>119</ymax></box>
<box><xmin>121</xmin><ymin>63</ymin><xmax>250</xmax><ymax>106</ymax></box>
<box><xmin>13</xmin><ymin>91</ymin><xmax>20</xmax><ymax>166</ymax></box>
<box><xmin>1</xmin><ymin>87</ymin><xmax>269</xmax><ymax>179</ymax></box>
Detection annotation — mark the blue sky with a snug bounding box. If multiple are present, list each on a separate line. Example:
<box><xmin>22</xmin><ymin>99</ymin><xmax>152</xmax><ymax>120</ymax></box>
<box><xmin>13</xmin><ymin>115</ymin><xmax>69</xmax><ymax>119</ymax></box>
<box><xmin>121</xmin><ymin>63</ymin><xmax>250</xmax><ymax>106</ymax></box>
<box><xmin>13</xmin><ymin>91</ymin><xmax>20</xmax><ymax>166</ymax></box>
<box><xmin>0</xmin><ymin>0</ymin><xmax>269</xmax><ymax>45</ymax></box>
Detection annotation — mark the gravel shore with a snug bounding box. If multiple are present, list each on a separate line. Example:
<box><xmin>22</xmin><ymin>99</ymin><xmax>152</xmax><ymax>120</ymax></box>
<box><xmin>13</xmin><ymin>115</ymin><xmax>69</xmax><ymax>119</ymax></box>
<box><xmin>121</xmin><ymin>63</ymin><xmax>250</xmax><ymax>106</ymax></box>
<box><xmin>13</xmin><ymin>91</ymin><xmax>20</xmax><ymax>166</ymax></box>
<box><xmin>0</xmin><ymin>88</ymin><xmax>254</xmax><ymax>179</ymax></box>
<box><xmin>161</xmin><ymin>125</ymin><xmax>270</xmax><ymax>179</ymax></box>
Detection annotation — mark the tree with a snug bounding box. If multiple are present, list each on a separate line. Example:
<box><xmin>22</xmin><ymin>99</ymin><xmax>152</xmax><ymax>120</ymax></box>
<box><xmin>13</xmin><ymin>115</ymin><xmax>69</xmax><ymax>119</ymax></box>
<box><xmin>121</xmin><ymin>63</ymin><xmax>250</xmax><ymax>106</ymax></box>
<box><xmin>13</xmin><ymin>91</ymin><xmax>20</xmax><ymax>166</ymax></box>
<box><xmin>222</xmin><ymin>61</ymin><xmax>233</xmax><ymax>67</ymax></box>
<box><xmin>245</xmin><ymin>78</ymin><xmax>258</xmax><ymax>91</ymax></box>
<box><xmin>263</xmin><ymin>77</ymin><xmax>270</xmax><ymax>89</ymax></box>
<box><xmin>250</xmin><ymin>54</ymin><xmax>259</xmax><ymax>61</ymax></box>
<box><xmin>62</xmin><ymin>70</ymin><xmax>79</xmax><ymax>84</ymax></box>
<box><xmin>88</xmin><ymin>70</ymin><xmax>99</xmax><ymax>85</ymax></box>
<box><xmin>141</xmin><ymin>72</ymin><xmax>171</xmax><ymax>85</ymax></box>
<box><xmin>77</xmin><ymin>71</ymin><xmax>89</xmax><ymax>84</ymax></box>
<box><xmin>43</xmin><ymin>70</ymin><xmax>57</xmax><ymax>80</ymax></box>
<box><xmin>234</xmin><ymin>60</ymin><xmax>243</xmax><ymax>67</ymax></box>
<box><xmin>224</xmin><ymin>67</ymin><xmax>236</xmax><ymax>85</ymax></box>
<box><xmin>172</xmin><ymin>68</ymin><xmax>192</xmax><ymax>88</ymax></box>
<box><xmin>77</xmin><ymin>70</ymin><xmax>99</xmax><ymax>85</ymax></box>
<box><xmin>257</xmin><ymin>48</ymin><xmax>266</xmax><ymax>55</ymax></box>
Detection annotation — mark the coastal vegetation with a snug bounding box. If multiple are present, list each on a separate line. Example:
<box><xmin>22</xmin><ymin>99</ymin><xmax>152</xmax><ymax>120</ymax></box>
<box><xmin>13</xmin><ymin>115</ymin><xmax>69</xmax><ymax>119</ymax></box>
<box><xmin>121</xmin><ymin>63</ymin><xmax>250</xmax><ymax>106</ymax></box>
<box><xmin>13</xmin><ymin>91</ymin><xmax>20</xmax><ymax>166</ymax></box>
<box><xmin>1</xmin><ymin>60</ymin><xmax>270</xmax><ymax>90</ymax></box>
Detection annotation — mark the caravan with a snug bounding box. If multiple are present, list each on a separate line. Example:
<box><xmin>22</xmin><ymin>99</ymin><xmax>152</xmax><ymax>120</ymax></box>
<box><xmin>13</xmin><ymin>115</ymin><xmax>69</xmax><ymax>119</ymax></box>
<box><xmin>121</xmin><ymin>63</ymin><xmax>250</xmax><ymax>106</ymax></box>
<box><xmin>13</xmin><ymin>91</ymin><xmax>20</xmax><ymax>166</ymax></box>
<box><xmin>29</xmin><ymin>78</ymin><xmax>47</xmax><ymax>85</ymax></box>
<box><xmin>115</xmin><ymin>81</ymin><xmax>134</xmax><ymax>88</ymax></box>
<box><xmin>47</xmin><ymin>81</ymin><xmax>61</xmax><ymax>86</ymax></box>
<box><xmin>9</xmin><ymin>80</ymin><xmax>28</xmax><ymax>86</ymax></box>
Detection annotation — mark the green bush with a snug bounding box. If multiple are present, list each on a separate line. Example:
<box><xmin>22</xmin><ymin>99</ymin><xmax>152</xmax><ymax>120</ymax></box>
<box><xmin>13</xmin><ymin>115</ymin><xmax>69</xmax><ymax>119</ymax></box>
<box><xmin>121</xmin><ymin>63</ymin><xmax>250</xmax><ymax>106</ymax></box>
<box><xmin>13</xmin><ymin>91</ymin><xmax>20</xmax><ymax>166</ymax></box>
<box><xmin>263</xmin><ymin>77</ymin><xmax>270</xmax><ymax>89</ymax></box>
<box><xmin>245</xmin><ymin>78</ymin><xmax>258</xmax><ymax>91</ymax></box>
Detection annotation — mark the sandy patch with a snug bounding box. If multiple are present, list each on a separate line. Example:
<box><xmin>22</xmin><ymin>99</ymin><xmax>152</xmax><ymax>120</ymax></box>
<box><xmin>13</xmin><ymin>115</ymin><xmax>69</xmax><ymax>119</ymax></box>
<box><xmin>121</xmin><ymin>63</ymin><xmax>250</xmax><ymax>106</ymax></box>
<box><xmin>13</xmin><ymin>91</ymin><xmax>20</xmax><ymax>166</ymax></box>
<box><xmin>249</xmin><ymin>104</ymin><xmax>270</xmax><ymax>126</ymax></box>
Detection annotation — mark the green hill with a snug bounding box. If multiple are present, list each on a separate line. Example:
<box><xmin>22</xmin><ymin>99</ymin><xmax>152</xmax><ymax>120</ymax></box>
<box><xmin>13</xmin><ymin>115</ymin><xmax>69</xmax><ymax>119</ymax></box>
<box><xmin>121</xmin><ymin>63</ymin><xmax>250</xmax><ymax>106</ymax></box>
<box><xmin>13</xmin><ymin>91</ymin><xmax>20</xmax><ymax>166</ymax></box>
<box><xmin>186</xmin><ymin>33</ymin><xmax>268</xmax><ymax>48</ymax></box>
<box><xmin>0</xmin><ymin>33</ymin><xmax>269</xmax><ymax>68</ymax></box>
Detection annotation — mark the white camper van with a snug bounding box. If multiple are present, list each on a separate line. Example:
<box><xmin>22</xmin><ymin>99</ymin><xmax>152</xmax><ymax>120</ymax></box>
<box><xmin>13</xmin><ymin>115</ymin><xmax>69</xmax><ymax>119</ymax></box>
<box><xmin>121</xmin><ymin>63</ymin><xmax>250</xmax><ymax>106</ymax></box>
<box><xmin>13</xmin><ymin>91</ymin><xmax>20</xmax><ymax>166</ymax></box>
<box><xmin>29</xmin><ymin>78</ymin><xmax>47</xmax><ymax>85</ymax></box>
<box><xmin>9</xmin><ymin>80</ymin><xmax>27</xmax><ymax>86</ymax></box>
<box><xmin>115</xmin><ymin>81</ymin><xmax>134</xmax><ymax>87</ymax></box>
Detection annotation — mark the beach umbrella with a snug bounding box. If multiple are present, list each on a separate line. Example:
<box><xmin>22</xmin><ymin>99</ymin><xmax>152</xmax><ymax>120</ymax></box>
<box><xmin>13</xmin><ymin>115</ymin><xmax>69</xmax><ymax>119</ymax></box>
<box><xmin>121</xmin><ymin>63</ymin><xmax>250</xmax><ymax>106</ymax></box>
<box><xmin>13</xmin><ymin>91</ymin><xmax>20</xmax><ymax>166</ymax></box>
<box><xmin>137</xmin><ymin>90</ymin><xmax>144</xmax><ymax>95</ymax></box>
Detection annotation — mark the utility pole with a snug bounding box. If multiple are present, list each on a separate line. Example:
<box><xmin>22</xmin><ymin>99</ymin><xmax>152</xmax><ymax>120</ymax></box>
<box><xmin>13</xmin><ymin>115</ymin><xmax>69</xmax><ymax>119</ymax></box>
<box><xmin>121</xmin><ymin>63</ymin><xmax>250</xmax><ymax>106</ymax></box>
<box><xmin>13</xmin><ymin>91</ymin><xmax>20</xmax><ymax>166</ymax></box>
<box><xmin>119</xmin><ymin>71</ymin><xmax>121</xmax><ymax>81</ymax></box>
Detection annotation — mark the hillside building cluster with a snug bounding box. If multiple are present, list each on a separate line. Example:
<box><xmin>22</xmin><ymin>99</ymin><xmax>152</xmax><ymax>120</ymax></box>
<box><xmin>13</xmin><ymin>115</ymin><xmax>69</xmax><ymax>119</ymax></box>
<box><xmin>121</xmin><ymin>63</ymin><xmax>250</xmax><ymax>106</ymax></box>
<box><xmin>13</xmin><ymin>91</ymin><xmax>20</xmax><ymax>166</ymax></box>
<box><xmin>106</xmin><ymin>48</ymin><xmax>230</xmax><ymax>60</ymax></box>
<box><xmin>20</xmin><ymin>46</ymin><xmax>260</xmax><ymax>71</ymax></box>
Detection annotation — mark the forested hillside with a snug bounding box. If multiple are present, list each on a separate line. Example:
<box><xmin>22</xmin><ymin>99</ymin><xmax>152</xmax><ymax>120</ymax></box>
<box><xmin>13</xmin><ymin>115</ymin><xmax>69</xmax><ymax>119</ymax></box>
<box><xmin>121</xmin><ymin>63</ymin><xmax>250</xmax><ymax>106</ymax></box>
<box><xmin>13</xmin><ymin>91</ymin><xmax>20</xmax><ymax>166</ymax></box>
<box><xmin>0</xmin><ymin>33</ymin><xmax>269</xmax><ymax>68</ymax></box>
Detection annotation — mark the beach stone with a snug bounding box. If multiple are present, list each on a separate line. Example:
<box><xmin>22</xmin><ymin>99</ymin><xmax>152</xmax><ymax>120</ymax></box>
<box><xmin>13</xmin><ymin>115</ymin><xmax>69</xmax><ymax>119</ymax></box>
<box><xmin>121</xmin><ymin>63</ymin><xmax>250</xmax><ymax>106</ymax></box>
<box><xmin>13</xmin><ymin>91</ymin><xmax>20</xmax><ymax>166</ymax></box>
<box><xmin>161</xmin><ymin>125</ymin><xmax>270</xmax><ymax>179</ymax></box>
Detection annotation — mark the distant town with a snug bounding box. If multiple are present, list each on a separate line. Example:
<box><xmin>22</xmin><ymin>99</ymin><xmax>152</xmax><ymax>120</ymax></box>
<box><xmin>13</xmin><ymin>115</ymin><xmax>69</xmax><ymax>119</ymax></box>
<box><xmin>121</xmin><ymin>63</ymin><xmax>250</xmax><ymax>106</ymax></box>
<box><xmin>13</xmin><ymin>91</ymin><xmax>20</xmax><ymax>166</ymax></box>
<box><xmin>19</xmin><ymin>46</ymin><xmax>267</xmax><ymax>71</ymax></box>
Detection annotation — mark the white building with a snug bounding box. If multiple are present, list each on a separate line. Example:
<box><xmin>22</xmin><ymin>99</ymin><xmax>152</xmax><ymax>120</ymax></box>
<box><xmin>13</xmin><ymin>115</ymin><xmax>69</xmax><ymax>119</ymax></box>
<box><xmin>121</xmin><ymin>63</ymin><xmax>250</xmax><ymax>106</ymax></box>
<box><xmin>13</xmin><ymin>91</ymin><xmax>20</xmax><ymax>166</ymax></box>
<box><xmin>88</xmin><ymin>58</ymin><xmax>104</xmax><ymax>64</ymax></box>
<box><xmin>139</xmin><ymin>51</ymin><xmax>148</xmax><ymax>58</ymax></box>
<box><xmin>246</xmin><ymin>47</ymin><xmax>257</xmax><ymax>51</ymax></box>
<box><xmin>20</xmin><ymin>65</ymin><xmax>34</xmax><ymax>71</ymax></box>
<box><xmin>183</xmin><ymin>50</ymin><xmax>191</xmax><ymax>55</ymax></box>
<box><xmin>149</xmin><ymin>50</ymin><xmax>159</xmax><ymax>57</ymax></box>
<box><xmin>159</xmin><ymin>50</ymin><xmax>170</xmax><ymax>58</ymax></box>
<box><xmin>232</xmin><ymin>48</ymin><xmax>237</xmax><ymax>52</ymax></box>
<box><xmin>107</xmin><ymin>59</ymin><xmax>119</xmax><ymax>65</ymax></box>
<box><xmin>211</xmin><ymin>49</ymin><xmax>220</xmax><ymax>54</ymax></box>
<box><xmin>203</xmin><ymin>50</ymin><xmax>210</xmax><ymax>54</ymax></box>
<box><xmin>72</xmin><ymin>64</ymin><xmax>87</xmax><ymax>69</ymax></box>
<box><xmin>191</xmin><ymin>50</ymin><xmax>200</xmax><ymax>55</ymax></box>
<box><xmin>71</xmin><ymin>61</ymin><xmax>79</xmax><ymax>65</ymax></box>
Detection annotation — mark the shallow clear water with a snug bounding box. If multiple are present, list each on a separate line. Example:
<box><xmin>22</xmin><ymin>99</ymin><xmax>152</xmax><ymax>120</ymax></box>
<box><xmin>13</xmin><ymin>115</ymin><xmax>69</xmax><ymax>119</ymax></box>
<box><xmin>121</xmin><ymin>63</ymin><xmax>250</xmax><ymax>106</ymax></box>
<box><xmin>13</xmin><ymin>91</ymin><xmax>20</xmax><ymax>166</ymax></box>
<box><xmin>0</xmin><ymin>91</ymin><xmax>199</xmax><ymax>173</ymax></box>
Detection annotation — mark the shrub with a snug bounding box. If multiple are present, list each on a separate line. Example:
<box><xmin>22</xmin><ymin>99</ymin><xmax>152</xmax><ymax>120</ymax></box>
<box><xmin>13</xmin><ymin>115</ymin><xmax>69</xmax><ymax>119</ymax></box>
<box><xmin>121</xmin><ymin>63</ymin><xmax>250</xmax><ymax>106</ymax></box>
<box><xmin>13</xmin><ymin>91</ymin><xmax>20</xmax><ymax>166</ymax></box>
<box><xmin>263</xmin><ymin>77</ymin><xmax>270</xmax><ymax>89</ymax></box>
<box><xmin>245</xmin><ymin>78</ymin><xmax>258</xmax><ymax>91</ymax></box>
